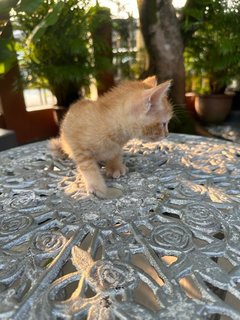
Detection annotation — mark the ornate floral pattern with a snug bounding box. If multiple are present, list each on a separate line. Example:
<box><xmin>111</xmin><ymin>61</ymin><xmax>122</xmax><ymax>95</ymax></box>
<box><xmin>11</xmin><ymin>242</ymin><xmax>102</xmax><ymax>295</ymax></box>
<box><xmin>0</xmin><ymin>134</ymin><xmax>240</xmax><ymax>319</ymax></box>
<box><xmin>32</xmin><ymin>231</ymin><xmax>67</xmax><ymax>257</ymax></box>
<box><xmin>89</xmin><ymin>260</ymin><xmax>138</xmax><ymax>291</ymax></box>
<box><xmin>0</xmin><ymin>215</ymin><xmax>33</xmax><ymax>235</ymax></box>
<box><xmin>150</xmin><ymin>222</ymin><xmax>193</xmax><ymax>254</ymax></box>
<box><xmin>182</xmin><ymin>203</ymin><xmax>222</xmax><ymax>234</ymax></box>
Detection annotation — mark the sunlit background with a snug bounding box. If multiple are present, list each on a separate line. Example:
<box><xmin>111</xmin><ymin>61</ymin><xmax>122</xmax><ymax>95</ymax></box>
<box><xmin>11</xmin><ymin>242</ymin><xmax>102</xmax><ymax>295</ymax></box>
<box><xmin>1</xmin><ymin>0</ymin><xmax>239</xmax><ymax>145</ymax></box>
<box><xmin>97</xmin><ymin>0</ymin><xmax>187</xmax><ymax>18</ymax></box>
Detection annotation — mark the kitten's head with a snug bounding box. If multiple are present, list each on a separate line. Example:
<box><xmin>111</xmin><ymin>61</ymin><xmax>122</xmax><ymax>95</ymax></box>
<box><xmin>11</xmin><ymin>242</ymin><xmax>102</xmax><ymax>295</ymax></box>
<box><xmin>132</xmin><ymin>76</ymin><xmax>173</xmax><ymax>142</ymax></box>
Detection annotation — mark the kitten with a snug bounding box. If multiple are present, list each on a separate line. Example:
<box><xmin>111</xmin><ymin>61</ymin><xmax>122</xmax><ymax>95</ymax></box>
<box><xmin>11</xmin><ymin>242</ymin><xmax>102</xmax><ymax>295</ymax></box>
<box><xmin>49</xmin><ymin>76</ymin><xmax>173</xmax><ymax>199</ymax></box>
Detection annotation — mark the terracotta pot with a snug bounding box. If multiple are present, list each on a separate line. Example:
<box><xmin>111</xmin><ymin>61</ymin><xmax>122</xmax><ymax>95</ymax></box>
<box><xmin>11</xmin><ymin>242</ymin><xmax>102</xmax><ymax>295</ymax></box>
<box><xmin>195</xmin><ymin>94</ymin><xmax>233</xmax><ymax>124</ymax></box>
<box><xmin>185</xmin><ymin>92</ymin><xmax>198</xmax><ymax>119</ymax></box>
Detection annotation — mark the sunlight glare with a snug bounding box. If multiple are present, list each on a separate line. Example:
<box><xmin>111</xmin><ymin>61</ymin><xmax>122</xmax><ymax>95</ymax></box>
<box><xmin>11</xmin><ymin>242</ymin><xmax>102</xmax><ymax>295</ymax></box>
<box><xmin>172</xmin><ymin>0</ymin><xmax>187</xmax><ymax>8</ymax></box>
<box><xmin>98</xmin><ymin>0</ymin><xmax>187</xmax><ymax>18</ymax></box>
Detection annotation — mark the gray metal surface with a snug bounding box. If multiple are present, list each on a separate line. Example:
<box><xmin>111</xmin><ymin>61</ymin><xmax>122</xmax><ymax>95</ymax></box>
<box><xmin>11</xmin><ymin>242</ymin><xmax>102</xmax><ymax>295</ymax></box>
<box><xmin>1</xmin><ymin>133</ymin><xmax>240</xmax><ymax>320</ymax></box>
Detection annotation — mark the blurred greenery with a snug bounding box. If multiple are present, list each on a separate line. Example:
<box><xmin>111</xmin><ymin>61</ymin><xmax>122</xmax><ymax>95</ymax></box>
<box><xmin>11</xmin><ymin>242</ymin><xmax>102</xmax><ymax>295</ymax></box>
<box><xmin>181</xmin><ymin>0</ymin><xmax>240</xmax><ymax>94</ymax></box>
<box><xmin>0</xmin><ymin>0</ymin><xmax>137</xmax><ymax>107</ymax></box>
<box><xmin>1</xmin><ymin>1</ymin><xmax>117</xmax><ymax>107</ymax></box>
<box><xmin>13</xmin><ymin>0</ymin><xmax>95</xmax><ymax>107</ymax></box>
<box><xmin>2</xmin><ymin>0</ymin><xmax>240</xmax><ymax>107</ymax></box>
<box><xmin>0</xmin><ymin>0</ymin><xmax>44</xmax><ymax>74</ymax></box>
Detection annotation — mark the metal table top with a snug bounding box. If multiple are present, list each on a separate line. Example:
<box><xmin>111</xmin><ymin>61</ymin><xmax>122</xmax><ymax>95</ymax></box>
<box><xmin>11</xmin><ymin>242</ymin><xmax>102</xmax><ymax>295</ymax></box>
<box><xmin>1</xmin><ymin>133</ymin><xmax>240</xmax><ymax>320</ymax></box>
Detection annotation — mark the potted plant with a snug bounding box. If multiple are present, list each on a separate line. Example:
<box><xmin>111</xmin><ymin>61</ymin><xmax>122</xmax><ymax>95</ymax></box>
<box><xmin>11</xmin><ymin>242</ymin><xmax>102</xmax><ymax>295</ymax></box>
<box><xmin>13</xmin><ymin>0</ymin><xmax>94</xmax><ymax>119</ymax></box>
<box><xmin>12</xmin><ymin>1</ymin><xmax>115</xmax><ymax>123</ymax></box>
<box><xmin>183</xmin><ymin>0</ymin><xmax>240</xmax><ymax>123</ymax></box>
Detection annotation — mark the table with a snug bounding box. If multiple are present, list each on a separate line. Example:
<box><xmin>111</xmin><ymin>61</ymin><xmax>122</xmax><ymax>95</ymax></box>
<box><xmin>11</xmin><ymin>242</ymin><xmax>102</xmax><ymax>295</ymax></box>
<box><xmin>1</xmin><ymin>134</ymin><xmax>240</xmax><ymax>320</ymax></box>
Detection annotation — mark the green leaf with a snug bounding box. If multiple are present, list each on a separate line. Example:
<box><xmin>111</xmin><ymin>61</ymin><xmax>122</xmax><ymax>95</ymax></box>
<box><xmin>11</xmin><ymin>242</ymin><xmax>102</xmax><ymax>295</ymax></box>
<box><xmin>0</xmin><ymin>39</ymin><xmax>12</xmax><ymax>60</ymax></box>
<box><xmin>16</xmin><ymin>0</ymin><xmax>45</xmax><ymax>14</ymax></box>
<box><xmin>0</xmin><ymin>39</ymin><xmax>16</xmax><ymax>74</ymax></box>
<box><xmin>0</xmin><ymin>39</ymin><xmax>15</xmax><ymax>61</ymax></box>
<box><xmin>27</xmin><ymin>2</ymin><xmax>65</xmax><ymax>43</ymax></box>
<box><xmin>0</xmin><ymin>57</ymin><xmax>16</xmax><ymax>74</ymax></box>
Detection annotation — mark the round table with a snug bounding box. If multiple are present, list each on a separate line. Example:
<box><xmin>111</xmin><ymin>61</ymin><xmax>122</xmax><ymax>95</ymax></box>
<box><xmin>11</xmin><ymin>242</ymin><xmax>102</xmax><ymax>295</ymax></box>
<box><xmin>0</xmin><ymin>134</ymin><xmax>240</xmax><ymax>319</ymax></box>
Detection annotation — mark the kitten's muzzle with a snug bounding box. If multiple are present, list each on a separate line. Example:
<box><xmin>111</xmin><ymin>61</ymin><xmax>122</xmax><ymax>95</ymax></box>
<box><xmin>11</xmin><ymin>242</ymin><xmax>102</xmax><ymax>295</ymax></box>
<box><xmin>148</xmin><ymin>133</ymin><xmax>168</xmax><ymax>142</ymax></box>
<box><xmin>143</xmin><ymin>122</ymin><xmax>169</xmax><ymax>142</ymax></box>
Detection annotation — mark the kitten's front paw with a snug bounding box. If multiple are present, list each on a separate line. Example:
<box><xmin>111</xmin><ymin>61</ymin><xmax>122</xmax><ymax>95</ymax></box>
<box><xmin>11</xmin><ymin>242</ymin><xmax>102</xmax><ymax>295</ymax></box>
<box><xmin>88</xmin><ymin>185</ymin><xmax>106</xmax><ymax>198</ymax></box>
<box><xmin>88</xmin><ymin>185</ymin><xmax>122</xmax><ymax>199</ymax></box>
<box><xmin>106</xmin><ymin>164</ymin><xmax>129</xmax><ymax>179</ymax></box>
<box><xmin>88</xmin><ymin>186</ymin><xmax>123</xmax><ymax>199</ymax></box>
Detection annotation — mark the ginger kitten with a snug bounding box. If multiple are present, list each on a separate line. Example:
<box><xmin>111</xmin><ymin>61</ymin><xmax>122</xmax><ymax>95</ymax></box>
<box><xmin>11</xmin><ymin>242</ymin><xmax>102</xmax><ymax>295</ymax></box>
<box><xmin>49</xmin><ymin>76</ymin><xmax>173</xmax><ymax>199</ymax></box>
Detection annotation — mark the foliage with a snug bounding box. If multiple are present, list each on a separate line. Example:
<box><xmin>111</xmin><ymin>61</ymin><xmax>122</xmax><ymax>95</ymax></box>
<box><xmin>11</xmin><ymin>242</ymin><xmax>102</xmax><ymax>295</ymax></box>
<box><xmin>0</xmin><ymin>0</ymin><xmax>138</xmax><ymax>110</ymax></box>
<box><xmin>0</xmin><ymin>38</ymin><xmax>16</xmax><ymax>74</ymax></box>
<box><xmin>1</xmin><ymin>0</ymin><xmax>121</xmax><ymax>107</ymax></box>
<box><xmin>112</xmin><ymin>17</ymin><xmax>138</xmax><ymax>80</ymax></box>
<box><xmin>0</xmin><ymin>0</ymin><xmax>45</xmax><ymax>74</ymax></box>
<box><xmin>12</xmin><ymin>0</ymin><xmax>94</xmax><ymax>107</ymax></box>
<box><xmin>181</xmin><ymin>0</ymin><xmax>240</xmax><ymax>94</ymax></box>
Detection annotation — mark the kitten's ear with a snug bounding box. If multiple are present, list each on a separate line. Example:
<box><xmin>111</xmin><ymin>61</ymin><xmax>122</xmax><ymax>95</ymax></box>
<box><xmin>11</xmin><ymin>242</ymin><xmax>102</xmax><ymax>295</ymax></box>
<box><xmin>143</xmin><ymin>76</ymin><xmax>157</xmax><ymax>87</ymax></box>
<box><xmin>145</xmin><ymin>80</ymin><xmax>172</xmax><ymax>112</ymax></box>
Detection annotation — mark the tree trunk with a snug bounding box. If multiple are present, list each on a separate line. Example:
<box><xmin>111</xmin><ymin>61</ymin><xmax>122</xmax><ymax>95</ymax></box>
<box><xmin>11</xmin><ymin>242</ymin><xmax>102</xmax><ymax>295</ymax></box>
<box><xmin>138</xmin><ymin>0</ymin><xmax>185</xmax><ymax>106</ymax></box>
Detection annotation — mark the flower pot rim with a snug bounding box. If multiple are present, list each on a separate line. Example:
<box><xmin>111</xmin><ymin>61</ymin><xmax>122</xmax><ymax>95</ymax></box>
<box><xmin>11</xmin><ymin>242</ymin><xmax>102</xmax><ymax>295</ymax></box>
<box><xmin>185</xmin><ymin>92</ymin><xmax>196</xmax><ymax>97</ymax></box>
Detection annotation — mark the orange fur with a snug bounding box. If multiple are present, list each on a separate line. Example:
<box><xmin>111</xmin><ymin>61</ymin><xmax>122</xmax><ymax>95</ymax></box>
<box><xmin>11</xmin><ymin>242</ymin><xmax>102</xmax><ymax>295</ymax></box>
<box><xmin>49</xmin><ymin>76</ymin><xmax>173</xmax><ymax>198</ymax></box>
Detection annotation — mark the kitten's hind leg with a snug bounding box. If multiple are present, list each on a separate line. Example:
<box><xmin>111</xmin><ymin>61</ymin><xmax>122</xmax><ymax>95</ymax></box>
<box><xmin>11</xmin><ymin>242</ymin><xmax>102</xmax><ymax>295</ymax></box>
<box><xmin>106</xmin><ymin>154</ymin><xmax>128</xmax><ymax>179</ymax></box>
<box><xmin>75</xmin><ymin>154</ymin><xmax>122</xmax><ymax>199</ymax></box>
<box><xmin>48</xmin><ymin>137</ymin><xmax>66</xmax><ymax>159</ymax></box>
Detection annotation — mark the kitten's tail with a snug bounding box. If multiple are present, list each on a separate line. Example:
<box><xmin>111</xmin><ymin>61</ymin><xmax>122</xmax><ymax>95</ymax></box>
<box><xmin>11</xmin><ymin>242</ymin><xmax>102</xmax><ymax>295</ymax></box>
<box><xmin>48</xmin><ymin>137</ymin><xmax>65</xmax><ymax>158</ymax></box>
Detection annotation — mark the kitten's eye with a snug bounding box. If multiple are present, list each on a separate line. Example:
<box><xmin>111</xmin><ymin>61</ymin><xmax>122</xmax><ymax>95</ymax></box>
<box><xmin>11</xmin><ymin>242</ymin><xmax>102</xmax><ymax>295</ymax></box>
<box><xmin>162</xmin><ymin>122</ymin><xmax>167</xmax><ymax>128</ymax></box>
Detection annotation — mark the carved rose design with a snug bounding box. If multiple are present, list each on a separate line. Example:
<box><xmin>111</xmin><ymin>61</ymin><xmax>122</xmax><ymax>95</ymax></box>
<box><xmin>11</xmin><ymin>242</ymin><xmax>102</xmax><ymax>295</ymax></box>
<box><xmin>0</xmin><ymin>215</ymin><xmax>33</xmax><ymax>235</ymax></box>
<box><xmin>151</xmin><ymin>223</ymin><xmax>192</xmax><ymax>253</ymax></box>
<box><xmin>3</xmin><ymin>190</ymin><xmax>35</xmax><ymax>211</ymax></box>
<box><xmin>182</xmin><ymin>203</ymin><xmax>221</xmax><ymax>233</ymax></box>
<box><xmin>33</xmin><ymin>231</ymin><xmax>66</xmax><ymax>253</ymax></box>
<box><xmin>89</xmin><ymin>260</ymin><xmax>138</xmax><ymax>291</ymax></box>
